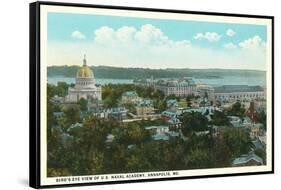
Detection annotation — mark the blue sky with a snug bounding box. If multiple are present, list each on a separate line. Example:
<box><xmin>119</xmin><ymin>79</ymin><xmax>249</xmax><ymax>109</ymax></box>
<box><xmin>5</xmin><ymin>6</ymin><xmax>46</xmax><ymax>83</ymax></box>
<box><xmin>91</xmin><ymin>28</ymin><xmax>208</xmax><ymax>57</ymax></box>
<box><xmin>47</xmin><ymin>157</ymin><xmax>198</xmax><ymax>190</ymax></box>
<box><xmin>47</xmin><ymin>12</ymin><xmax>268</xmax><ymax>70</ymax></box>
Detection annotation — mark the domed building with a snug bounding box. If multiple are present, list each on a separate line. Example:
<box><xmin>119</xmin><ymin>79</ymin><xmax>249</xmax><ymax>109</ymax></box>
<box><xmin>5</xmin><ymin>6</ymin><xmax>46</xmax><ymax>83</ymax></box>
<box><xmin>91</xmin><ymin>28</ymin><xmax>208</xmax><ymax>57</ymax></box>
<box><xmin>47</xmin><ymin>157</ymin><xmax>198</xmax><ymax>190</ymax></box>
<box><xmin>66</xmin><ymin>55</ymin><xmax>102</xmax><ymax>102</ymax></box>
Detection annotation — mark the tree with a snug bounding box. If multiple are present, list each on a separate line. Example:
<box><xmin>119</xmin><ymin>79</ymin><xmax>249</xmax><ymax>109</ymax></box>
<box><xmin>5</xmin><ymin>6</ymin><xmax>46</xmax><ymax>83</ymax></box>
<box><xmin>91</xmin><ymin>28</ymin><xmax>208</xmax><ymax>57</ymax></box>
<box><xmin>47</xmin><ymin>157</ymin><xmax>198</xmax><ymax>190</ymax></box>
<box><xmin>184</xmin><ymin>148</ymin><xmax>211</xmax><ymax>169</ymax></box>
<box><xmin>246</xmin><ymin>101</ymin><xmax>258</xmax><ymax>122</ymax></box>
<box><xmin>60</xmin><ymin>104</ymin><xmax>81</xmax><ymax>131</ymax></box>
<box><xmin>186</xmin><ymin>95</ymin><xmax>193</xmax><ymax>107</ymax></box>
<box><xmin>210</xmin><ymin>110</ymin><xmax>230</xmax><ymax>126</ymax></box>
<box><xmin>180</xmin><ymin>112</ymin><xmax>209</xmax><ymax>136</ymax></box>
<box><xmin>256</xmin><ymin>110</ymin><xmax>267</xmax><ymax>131</ymax></box>
<box><xmin>229</xmin><ymin>101</ymin><xmax>245</xmax><ymax>117</ymax></box>
<box><xmin>79</xmin><ymin>98</ymin><xmax>88</xmax><ymax>111</ymax></box>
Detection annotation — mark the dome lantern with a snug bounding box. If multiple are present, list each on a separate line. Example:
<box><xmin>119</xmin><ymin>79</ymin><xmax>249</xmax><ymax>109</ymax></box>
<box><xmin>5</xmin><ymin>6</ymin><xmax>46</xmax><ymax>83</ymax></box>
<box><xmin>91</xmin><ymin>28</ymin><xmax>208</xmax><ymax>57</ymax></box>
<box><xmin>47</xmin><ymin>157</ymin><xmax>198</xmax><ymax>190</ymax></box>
<box><xmin>76</xmin><ymin>54</ymin><xmax>94</xmax><ymax>78</ymax></box>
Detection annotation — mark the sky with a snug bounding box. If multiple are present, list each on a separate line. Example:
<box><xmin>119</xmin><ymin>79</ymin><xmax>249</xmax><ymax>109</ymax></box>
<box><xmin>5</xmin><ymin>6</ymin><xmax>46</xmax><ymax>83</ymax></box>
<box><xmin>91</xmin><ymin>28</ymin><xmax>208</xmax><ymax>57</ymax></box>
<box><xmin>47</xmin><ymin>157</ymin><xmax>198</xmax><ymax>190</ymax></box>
<box><xmin>47</xmin><ymin>12</ymin><xmax>268</xmax><ymax>70</ymax></box>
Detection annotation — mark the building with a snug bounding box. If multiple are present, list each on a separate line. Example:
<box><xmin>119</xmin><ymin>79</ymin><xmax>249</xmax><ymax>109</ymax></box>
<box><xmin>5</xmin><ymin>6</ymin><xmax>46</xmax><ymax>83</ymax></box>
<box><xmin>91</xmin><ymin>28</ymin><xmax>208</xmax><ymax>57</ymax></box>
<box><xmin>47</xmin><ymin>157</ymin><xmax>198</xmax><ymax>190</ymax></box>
<box><xmin>50</xmin><ymin>95</ymin><xmax>64</xmax><ymax>104</ymax></box>
<box><xmin>121</xmin><ymin>91</ymin><xmax>139</xmax><ymax>104</ymax></box>
<box><xmin>155</xmin><ymin>78</ymin><xmax>196</xmax><ymax>97</ymax></box>
<box><xmin>89</xmin><ymin>106</ymin><xmax>128</xmax><ymax>120</ymax></box>
<box><xmin>66</xmin><ymin>55</ymin><xmax>102</xmax><ymax>102</ymax></box>
<box><xmin>214</xmin><ymin>85</ymin><xmax>265</xmax><ymax>101</ymax></box>
<box><xmin>232</xmin><ymin>152</ymin><xmax>263</xmax><ymax>166</ymax></box>
<box><xmin>135</xmin><ymin>99</ymin><xmax>155</xmax><ymax>118</ymax></box>
<box><xmin>133</xmin><ymin>76</ymin><xmax>156</xmax><ymax>87</ymax></box>
<box><xmin>134</xmin><ymin>77</ymin><xmax>196</xmax><ymax>97</ymax></box>
<box><xmin>196</xmin><ymin>83</ymin><xmax>215</xmax><ymax>101</ymax></box>
<box><xmin>166</xmin><ymin>99</ymin><xmax>178</xmax><ymax>108</ymax></box>
<box><xmin>145</xmin><ymin>125</ymin><xmax>180</xmax><ymax>141</ymax></box>
<box><xmin>250</xmin><ymin>123</ymin><xmax>264</xmax><ymax>138</ymax></box>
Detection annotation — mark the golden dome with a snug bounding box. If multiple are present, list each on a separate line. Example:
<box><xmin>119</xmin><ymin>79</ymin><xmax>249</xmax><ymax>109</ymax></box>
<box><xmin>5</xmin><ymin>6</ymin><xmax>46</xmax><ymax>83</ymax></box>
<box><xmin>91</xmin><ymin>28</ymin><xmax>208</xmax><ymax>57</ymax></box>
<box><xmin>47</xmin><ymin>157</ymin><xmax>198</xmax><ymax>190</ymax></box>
<box><xmin>76</xmin><ymin>66</ymin><xmax>94</xmax><ymax>78</ymax></box>
<box><xmin>76</xmin><ymin>54</ymin><xmax>94</xmax><ymax>78</ymax></box>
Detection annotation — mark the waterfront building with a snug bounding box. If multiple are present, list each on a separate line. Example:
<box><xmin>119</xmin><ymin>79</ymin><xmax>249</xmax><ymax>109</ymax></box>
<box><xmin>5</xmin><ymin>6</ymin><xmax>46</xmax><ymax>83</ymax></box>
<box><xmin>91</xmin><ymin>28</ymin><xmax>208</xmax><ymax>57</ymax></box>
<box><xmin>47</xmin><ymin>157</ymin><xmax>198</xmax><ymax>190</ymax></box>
<box><xmin>155</xmin><ymin>78</ymin><xmax>196</xmax><ymax>97</ymax></box>
<box><xmin>134</xmin><ymin>77</ymin><xmax>196</xmax><ymax>97</ymax></box>
<box><xmin>66</xmin><ymin>55</ymin><xmax>102</xmax><ymax>102</ymax></box>
<box><xmin>196</xmin><ymin>83</ymin><xmax>215</xmax><ymax>101</ymax></box>
<box><xmin>214</xmin><ymin>85</ymin><xmax>265</xmax><ymax>101</ymax></box>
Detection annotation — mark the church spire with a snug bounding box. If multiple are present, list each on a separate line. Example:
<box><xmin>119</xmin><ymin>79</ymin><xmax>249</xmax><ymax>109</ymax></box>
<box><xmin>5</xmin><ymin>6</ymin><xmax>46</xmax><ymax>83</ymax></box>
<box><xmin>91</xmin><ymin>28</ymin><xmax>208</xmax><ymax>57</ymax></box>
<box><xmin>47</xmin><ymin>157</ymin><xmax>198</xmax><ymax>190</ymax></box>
<box><xmin>83</xmin><ymin>54</ymin><xmax>87</xmax><ymax>66</ymax></box>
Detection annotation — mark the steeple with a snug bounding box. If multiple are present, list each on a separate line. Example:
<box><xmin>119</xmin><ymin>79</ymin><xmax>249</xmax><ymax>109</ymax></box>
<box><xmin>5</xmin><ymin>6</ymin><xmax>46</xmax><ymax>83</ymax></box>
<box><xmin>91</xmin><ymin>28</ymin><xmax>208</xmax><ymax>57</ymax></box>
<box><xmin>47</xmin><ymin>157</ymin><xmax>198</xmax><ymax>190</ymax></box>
<box><xmin>83</xmin><ymin>54</ymin><xmax>87</xmax><ymax>66</ymax></box>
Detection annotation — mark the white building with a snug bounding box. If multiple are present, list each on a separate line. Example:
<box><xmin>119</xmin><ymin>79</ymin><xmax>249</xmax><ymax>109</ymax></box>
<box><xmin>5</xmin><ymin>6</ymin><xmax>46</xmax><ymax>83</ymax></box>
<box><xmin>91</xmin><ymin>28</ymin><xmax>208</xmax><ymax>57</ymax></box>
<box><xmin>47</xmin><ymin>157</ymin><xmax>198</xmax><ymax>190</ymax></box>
<box><xmin>66</xmin><ymin>55</ymin><xmax>102</xmax><ymax>102</ymax></box>
<box><xmin>214</xmin><ymin>85</ymin><xmax>265</xmax><ymax>101</ymax></box>
<box><xmin>155</xmin><ymin>78</ymin><xmax>196</xmax><ymax>97</ymax></box>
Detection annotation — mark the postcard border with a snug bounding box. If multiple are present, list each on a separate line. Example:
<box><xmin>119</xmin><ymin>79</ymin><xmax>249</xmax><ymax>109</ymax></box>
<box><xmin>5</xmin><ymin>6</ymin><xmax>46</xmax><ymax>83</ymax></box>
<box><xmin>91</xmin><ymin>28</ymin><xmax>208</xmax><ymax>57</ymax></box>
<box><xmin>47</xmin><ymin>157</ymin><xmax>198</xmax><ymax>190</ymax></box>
<box><xmin>29</xmin><ymin>1</ymin><xmax>274</xmax><ymax>188</ymax></box>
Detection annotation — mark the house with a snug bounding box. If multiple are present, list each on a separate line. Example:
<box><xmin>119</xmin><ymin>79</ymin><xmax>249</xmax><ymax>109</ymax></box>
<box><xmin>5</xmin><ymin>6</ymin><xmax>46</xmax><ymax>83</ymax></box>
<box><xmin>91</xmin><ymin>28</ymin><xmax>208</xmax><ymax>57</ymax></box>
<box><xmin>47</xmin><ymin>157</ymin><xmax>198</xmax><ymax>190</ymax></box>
<box><xmin>152</xmin><ymin>133</ymin><xmax>169</xmax><ymax>141</ymax></box>
<box><xmin>161</xmin><ymin>110</ymin><xmax>178</xmax><ymax>120</ymax></box>
<box><xmin>232</xmin><ymin>152</ymin><xmax>263</xmax><ymax>166</ymax></box>
<box><xmin>67</xmin><ymin>122</ymin><xmax>83</xmax><ymax>132</ymax></box>
<box><xmin>252</xmin><ymin>139</ymin><xmax>265</xmax><ymax>150</ymax></box>
<box><xmin>228</xmin><ymin>116</ymin><xmax>243</xmax><ymax>128</ymax></box>
<box><xmin>250</xmin><ymin>123</ymin><xmax>263</xmax><ymax>138</ymax></box>
<box><xmin>135</xmin><ymin>99</ymin><xmax>155</xmax><ymax>118</ymax></box>
<box><xmin>195</xmin><ymin>130</ymin><xmax>210</xmax><ymax>136</ymax></box>
<box><xmin>105</xmin><ymin>134</ymin><xmax>115</xmax><ymax>143</ymax></box>
<box><xmin>121</xmin><ymin>91</ymin><xmax>139</xmax><ymax>104</ymax></box>
<box><xmin>89</xmin><ymin>106</ymin><xmax>128</xmax><ymax>120</ymax></box>
<box><xmin>166</xmin><ymin>131</ymin><xmax>180</xmax><ymax>138</ymax></box>
<box><xmin>166</xmin><ymin>99</ymin><xmax>178</xmax><ymax>108</ymax></box>
<box><xmin>145</xmin><ymin>125</ymin><xmax>169</xmax><ymax>134</ymax></box>
<box><xmin>53</xmin><ymin>112</ymin><xmax>65</xmax><ymax>119</ymax></box>
<box><xmin>242</xmin><ymin>116</ymin><xmax>253</xmax><ymax>127</ymax></box>
<box><xmin>50</xmin><ymin>95</ymin><xmax>64</xmax><ymax>104</ymax></box>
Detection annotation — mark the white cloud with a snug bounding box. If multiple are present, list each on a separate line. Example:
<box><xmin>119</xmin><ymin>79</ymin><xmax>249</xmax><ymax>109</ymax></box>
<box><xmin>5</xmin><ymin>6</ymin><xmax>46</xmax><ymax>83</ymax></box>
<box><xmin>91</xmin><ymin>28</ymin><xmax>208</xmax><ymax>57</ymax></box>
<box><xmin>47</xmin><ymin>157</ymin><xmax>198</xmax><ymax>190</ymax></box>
<box><xmin>194</xmin><ymin>32</ymin><xmax>221</xmax><ymax>42</ymax></box>
<box><xmin>71</xmin><ymin>30</ymin><xmax>86</xmax><ymax>39</ymax></box>
<box><xmin>48</xmin><ymin>28</ymin><xmax>266</xmax><ymax>71</ymax></box>
<box><xmin>224</xmin><ymin>42</ymin><xmax>237</xmax><ymax>49</ymax></box>
<box><xmin>134</xmin><ymin>24</ymin><xmax>169</xmax><ymax>45</ymax></box>
<box><xmin>116</xmin><ymin>26</ymin><xmax>137</xmax><ymax>44</ymax></box>
<box><xmin>226</xmin><ymin>29</ymin><xmax>236</xmax><ymax>37</ymax></box>
<box><xmin>94</xmin><ymin>26</ymin><xmax>115</xmax><ymax>44</ymax></box>
<box><xmin>239</xmin><ymin>35</ymin><xmax>266</xmax><ymax>50</ymax></box>
<box><xmin>93</xmin><ymin>24</ymin><xmax>190</xmax><ymax>48</ymax></box>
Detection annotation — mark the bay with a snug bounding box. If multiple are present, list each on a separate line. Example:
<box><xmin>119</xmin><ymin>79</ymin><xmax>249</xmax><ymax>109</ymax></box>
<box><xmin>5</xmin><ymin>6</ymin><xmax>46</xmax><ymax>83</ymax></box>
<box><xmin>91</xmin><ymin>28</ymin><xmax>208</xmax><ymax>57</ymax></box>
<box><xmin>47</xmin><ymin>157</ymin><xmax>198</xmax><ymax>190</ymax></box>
<box><xmin>48</xmin><ymin>75</ymin><xmax>266</xmax><ymax>87</ymax></box>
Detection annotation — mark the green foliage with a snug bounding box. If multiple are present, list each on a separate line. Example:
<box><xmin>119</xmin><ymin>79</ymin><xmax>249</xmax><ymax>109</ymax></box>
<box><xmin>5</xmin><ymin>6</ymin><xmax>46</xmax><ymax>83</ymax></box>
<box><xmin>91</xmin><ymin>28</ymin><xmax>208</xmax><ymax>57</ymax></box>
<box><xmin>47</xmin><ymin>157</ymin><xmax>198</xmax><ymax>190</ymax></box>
<box><xmin>102</xmin><ymin>84</ymin><xmax>166</xmax><ymax>111</ymax></box>
<box><xmin>78</xmin><ymin>98</ymin><xmax>88</xmax><ymax>111</ymax></box>
<box><xmin>256</xmin><ymin>110</ymin><xmax>267</xmax><ymax>131</ymax></box>
<box><xmin>219</xmin><ymin>128</ymin><xmax>252</xmax><ymax>159</ymax></box>
<box><xmin>228</xmin><ymin>101</ymin><xmax>246</xmax><ymax>117</ymax></box>
<box><xmin>47</xmin><ymin>82</ymin><xmax>69</xmax><ymax>98</ymax></box>
<box><xmin>210</xmin><ymin>110</ymin><xmax>231</xmax><ymax>126</ymax></box>
<box><xmin>180</xmin><ymin>112</ymin><xmax>209</xmax><ymax>136</ymax></box>
<box><xmin>59</xmin><ymin>104</ymin><xmax>81</xmax><ymax>131</ymax></box>
<box><xmin>48</xmin><ymin>66</ymin><xmax>266</xmax><ymax>80</ymax></box>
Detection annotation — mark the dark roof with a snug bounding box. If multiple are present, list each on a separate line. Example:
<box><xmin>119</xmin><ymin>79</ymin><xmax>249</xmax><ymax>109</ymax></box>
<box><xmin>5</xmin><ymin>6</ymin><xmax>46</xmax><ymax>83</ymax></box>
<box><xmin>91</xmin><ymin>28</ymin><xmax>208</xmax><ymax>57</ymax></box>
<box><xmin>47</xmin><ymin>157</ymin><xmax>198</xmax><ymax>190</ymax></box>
<box><xmin>214</xmin><ymin>85</ymin><xmax>264</xmax><ymax>93</ymax></box>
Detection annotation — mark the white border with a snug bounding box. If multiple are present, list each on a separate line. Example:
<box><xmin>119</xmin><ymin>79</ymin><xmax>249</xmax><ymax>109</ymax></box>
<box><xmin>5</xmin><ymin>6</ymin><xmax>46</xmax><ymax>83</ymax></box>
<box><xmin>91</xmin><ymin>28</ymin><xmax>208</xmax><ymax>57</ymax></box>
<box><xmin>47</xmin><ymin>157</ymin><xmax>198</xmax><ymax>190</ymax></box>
<box><xmin>40</xmin><ymin>4</ymin><xmax>273</xmax><ymax>186</ymax></box>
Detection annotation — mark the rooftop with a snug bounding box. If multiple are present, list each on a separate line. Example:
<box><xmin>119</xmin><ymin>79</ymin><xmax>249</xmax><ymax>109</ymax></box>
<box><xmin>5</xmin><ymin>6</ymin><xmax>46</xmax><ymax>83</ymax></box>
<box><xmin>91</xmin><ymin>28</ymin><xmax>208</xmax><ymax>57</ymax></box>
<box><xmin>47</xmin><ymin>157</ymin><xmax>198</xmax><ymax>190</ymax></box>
<box><xmin>232</xmin><ymin>153</ymin><xmax>263</xmax><ymax>165</ymax></box>
<box><xmin>214</xmin><ymin>85</ymin><xmax>264</xmax><ymax>93</ymax></box>
<box><xmin>122</xmin><ymin>91</ymin><xmax>138</xmax><ymax>97</ymax></box>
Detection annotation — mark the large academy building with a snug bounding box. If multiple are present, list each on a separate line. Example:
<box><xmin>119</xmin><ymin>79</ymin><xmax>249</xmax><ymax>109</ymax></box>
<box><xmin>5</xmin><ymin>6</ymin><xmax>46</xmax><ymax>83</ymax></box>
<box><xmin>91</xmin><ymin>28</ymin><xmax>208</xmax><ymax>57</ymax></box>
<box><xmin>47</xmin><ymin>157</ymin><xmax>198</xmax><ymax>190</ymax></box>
<box><xmin>66</xmin><ymin>55</ymin><xmax>102</xmax><ymax>102</ymax></box>
<box><xmin>213</xmin><ymin>85</ymin><xmax>265</xmax><ymax>101</ymax></box>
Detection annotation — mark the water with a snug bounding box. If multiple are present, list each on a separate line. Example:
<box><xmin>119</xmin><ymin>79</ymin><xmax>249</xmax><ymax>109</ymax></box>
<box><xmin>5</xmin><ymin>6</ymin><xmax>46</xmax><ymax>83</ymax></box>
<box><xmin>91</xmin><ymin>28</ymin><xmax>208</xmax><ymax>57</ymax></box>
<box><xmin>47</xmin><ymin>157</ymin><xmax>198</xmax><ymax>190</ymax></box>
<box><xmin>48</xmin><ymin>75</ymin><xmax>266</xmax><ymax>87</ymax></box>
<box><xmin>48</xmin><ymin>77</ymin><xmax>134</xmax><ymax>85</ymax></box>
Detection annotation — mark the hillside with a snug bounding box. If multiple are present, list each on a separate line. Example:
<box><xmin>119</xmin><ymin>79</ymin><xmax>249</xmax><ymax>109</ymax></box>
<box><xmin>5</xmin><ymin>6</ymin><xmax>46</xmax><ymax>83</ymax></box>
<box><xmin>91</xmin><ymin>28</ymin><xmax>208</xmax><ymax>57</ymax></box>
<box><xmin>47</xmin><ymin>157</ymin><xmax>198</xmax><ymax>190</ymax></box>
<box><xmin>47</xmin><ymin>65</ymin><xmax>266</xmax><ymax>79</ymax></box>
